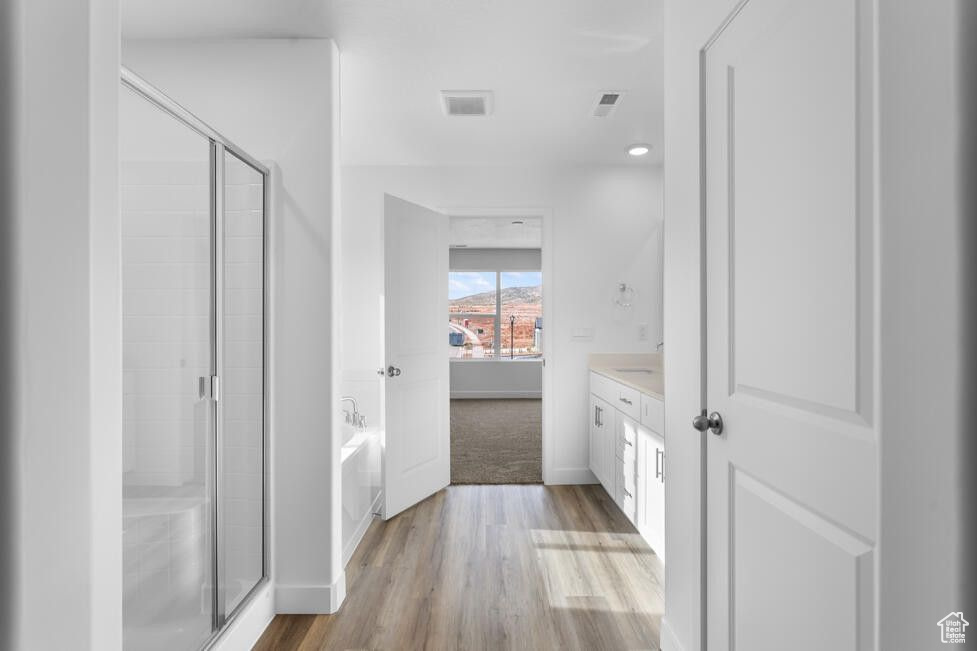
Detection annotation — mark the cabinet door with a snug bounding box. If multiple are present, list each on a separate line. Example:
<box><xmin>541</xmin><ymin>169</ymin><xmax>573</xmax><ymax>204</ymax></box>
<box><xmin>589</xmin><ymin>394</ymin><xmax>603</xmax><ymax>484</ymax></box>
<box><xmin>637</xmin><ymin>427</ymin><xmax>666</xmax><ymax>560</ymax></box>
<box><xmin>604</xmin><ymin>403</ymin><xmax>618</xmax><ymax>494</ymax></box>
<box><xmin>616</xmin><ymin>412</ymin><xmax>638</xmax><ymax>463</ymax></box>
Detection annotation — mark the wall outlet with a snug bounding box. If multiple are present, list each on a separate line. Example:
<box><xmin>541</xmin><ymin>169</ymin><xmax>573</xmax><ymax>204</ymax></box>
<box><xmin>638</xmin><ymin>323</ymin><xmax>649</xmax><ymax>341</ymax></box>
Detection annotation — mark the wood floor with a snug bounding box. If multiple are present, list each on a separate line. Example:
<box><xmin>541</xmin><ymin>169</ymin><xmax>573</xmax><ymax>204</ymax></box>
<box><xmin>254</xmin><ymin>485</ymin><xmax>663</xmax><ymax>650</ymax></box>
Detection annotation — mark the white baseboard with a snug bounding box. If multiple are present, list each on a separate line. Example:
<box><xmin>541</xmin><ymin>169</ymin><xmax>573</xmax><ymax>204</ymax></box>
<box><xmin>210</xmin><ymin>582</ymin><xmax>275</xmax><ymax>651</ymax></box>
<box><xmin>343</xmin><ymin>490</ymin><xmax>382</xmax><ymax>567</ymax></box>
<box><xmin>660</xmin><ymin>617</ymin><xmax>684</xmax><ymax>651</ymax></box>
<box><xmin>450</xmin><ymin>390</ymin><xmax>542</xmax><ymax>399</ymax></box>
<box><xmin>275</xmin><ymin>571</ymin><xmax>346</xmax><ymax>614</ymax></box>
<box><xmin>545</xmin><ymin>466</ymin><xmax>599</xmax><ymax>485</ymax></box>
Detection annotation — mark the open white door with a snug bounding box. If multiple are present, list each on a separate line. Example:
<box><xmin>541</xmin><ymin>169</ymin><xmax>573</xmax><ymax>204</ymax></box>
<box><xmin>702</xmin><ymin>0</ymin><xmax>877</xmax><ymax>649</ymax></box>
<box><xmin>382</xmin><ymin>194</ymin><xmax>450</xmax><ymax>519</ymax></box>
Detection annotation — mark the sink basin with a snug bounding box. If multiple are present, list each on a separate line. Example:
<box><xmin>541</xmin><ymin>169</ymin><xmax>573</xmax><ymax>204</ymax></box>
<box><xmin>613</xmin><ymin>368</ymin><xmax>654</xmax><ymax>374</ymax></box>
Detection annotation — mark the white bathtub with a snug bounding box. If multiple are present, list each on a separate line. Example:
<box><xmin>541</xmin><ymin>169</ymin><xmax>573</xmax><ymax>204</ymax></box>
<box><xmin>341</xmin><ymin>427</ymin><xmax>382</xmax><ymax>566</ymax></box>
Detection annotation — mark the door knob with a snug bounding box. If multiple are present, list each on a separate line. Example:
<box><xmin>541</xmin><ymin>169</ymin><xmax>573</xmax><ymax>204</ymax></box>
<box><xmin>386</xmin><ymin>365</ymin><xmax>402</xmax><ymax>377</ymax></box>
<box><xmin>692</xmin><ymin>411</ymin><xmax>724</xmax><ymax>436</ymax></box>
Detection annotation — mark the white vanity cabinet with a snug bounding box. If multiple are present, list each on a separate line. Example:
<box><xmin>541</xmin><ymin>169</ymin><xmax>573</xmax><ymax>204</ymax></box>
<box><xmin>589</xmin><ymin>370</ymin><xmax>665</xmax><ymax>560</ymax></box>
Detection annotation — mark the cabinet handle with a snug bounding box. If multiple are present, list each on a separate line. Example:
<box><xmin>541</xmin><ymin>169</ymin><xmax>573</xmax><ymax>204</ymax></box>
<box><xmin>595</xmin><ymin>405</ymin><xmax>599</xmax><ymax>427</ymax></box>
<box><xmin>655</xmin><ymin>448</ymin><xmax>662</xmax><ymax>480</ymax></box>
<box><xmin>624</xmin><ymin>489</ymin><xmax>632</xmax><ymax>499</ymax></box>
<box><xmin>625</xmin><ymin>439</ymin><xmax>633</xmax><ymax>447</ymax></box>
<box><xmin>597</xmin><ymin>406</ymin><xmax>602</xmax><ymax>428</ymax></box>
<box><xmin>619</xmin><ymin>397</ymin><xmax>633</xmax><ymax>405</ymax></box>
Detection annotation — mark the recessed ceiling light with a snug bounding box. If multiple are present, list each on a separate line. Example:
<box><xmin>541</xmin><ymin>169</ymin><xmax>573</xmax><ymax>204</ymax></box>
<box><xmin>628</xmin><ymin>144</ymin><xmax>651</xmax><ymax>157</ymax></box>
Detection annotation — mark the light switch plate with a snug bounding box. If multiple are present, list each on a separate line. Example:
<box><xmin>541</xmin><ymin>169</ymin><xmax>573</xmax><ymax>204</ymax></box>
<box><xmin>571</xmin><ymin>327</ymin><xmax>595</xmax><ymax>341</ymax></box>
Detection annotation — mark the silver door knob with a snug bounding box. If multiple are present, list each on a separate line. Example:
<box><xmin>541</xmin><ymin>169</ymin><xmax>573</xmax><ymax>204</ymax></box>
<box><xmin>386</xmin><ymin>365</ymin><xmax>402</xmax><ymax>377</ymax></box>
<box><xmin>692</xmin><ymin>411</ymin><xmax>724</xmax><ymax>436</ymax></box>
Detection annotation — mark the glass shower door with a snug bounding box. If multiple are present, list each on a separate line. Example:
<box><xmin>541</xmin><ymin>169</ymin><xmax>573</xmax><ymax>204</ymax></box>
<box><xmin>121</xmin><ymin>67</ymin><xmax>269</xmax><ymax>650</ymax></box>
<box><xmin>120</xmin><ymin>87</ymin><xmax>216</xmax><ymax>651</ymax></box>
<box><xmin>218</xmin><ymin>151</ymin><xmax>265</xmax><ymax>617</ymax></box>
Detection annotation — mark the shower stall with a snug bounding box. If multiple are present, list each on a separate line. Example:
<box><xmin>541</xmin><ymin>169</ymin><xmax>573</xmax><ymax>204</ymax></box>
<box><xmin>120</xmin><ymin>68</ymin><xmax>268</xmax><ymax>650</ymax></box>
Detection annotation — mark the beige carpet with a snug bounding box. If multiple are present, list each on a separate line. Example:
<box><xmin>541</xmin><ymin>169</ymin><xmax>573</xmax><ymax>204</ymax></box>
<box><xmin>450</xmin><ymin>399</ymin><xmax>542</xmax><ymax>484</ymax></box>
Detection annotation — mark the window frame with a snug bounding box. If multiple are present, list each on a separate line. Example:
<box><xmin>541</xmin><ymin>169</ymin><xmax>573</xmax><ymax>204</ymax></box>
<box><xmin>449</xmin><ymin>269</ymin><xmax>541</xmax><ymax>360</ymax></box>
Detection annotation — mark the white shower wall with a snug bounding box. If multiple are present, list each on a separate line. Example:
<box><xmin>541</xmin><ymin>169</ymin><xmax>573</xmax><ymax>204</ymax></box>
<box><xmin>122</xmin><ymin>160</ymin><xmax>211</xmax><ymax>486</ymax></box>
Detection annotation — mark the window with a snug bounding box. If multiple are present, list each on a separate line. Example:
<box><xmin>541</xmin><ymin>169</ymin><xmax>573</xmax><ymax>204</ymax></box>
<box><xmin>500</xmin><ymin>271</ymin><xmax>542</xmax><ymax>359</ymax></box>
<box><xmin>449</xmin><ymin>270</ymin><xmax>542</xmax><ymax>359</ymax></box>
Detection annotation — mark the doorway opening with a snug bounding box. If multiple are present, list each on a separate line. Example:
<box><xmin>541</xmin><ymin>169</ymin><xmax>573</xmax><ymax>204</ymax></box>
<box><xmin>447</xmin><ymin>217</ymin><xmax>544</xmax><ymax>483</ymax></box>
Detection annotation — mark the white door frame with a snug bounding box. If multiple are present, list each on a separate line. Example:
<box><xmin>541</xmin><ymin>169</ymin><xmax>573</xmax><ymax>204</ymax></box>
<box><xmin>440</xmin><ymin>206</ymin><xmax>555</xmax><ymax>484</ymax></box>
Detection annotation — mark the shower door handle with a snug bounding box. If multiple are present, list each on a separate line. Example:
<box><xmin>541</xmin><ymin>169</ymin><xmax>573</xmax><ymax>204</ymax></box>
<box><xmin>198</xmin><ymin>375</ymin><xmax>221</xmax><ymax>401</ymax></box>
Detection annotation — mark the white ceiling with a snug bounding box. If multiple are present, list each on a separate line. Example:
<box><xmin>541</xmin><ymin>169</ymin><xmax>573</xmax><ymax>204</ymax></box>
<box><xmin>449</xmin><ymin>217</ymin><xmax>543</xmax><ymax>249</ymax></box>
<box><xmin>334</xmin><ymin>0</ymin><xmax>663</xmax><ymax>166</ymax></box>
<box><xmin>121</xmin><ymin>0</ymin><xmax>664</xmax><ymax>166</ymax></box>
<box><xmin>122</xmin><ymin>0</ymin><xmax>333</xmax><ymax>39</ymax></box>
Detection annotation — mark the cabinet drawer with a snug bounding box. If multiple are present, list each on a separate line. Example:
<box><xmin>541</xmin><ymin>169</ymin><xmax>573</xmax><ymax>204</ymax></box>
<box><xmin>640</xmin><ymin>393</ymin><xmax>664</xmax><ymax>434</ymax></box>
<box><xmin>613</xmin><ymin>383</ymin><xmax>641</xmax><ymax>421</ymax></box>
<box><xmin>591</xmin><ymin>371</ymin><xmax>641</xmax><ymax>420</ymax></box>
<box><xmin>590</xmin><ymin>371</ymin><xmax>618</xmax><ymax>406</ymax></box>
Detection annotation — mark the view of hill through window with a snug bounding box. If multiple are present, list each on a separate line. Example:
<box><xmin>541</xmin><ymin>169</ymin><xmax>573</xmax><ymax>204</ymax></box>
<box><xmin>449</xmin><ymin>271</ymin><xmax>542</xmax><ymax>359</ymax></box>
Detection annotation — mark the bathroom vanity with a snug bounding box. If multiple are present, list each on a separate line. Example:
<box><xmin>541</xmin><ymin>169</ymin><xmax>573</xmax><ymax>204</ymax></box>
<box><xmin>588</xmin><ymin>353</ymin><xmax>666</xmax><ymax>560</ymax></box>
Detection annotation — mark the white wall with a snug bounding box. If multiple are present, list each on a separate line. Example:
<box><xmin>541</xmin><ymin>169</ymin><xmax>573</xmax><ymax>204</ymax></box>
<box><xmin>341</xmin><ymin>164</ymin><xmax>662</xmax><ymax>484</ymax></box>
<box><xmin>4</xmin><ymin>0</ymin><xmax>122</xmax><ymax>648</ymax></box>
<box><xmin>661</xmin><ymin>1</ymin><xmax>718</xmax><ymax>646</ymax></box>
<box><xmin>877</xmin><ymin>2</ymin><xmax>975</xmax><ymax>647</ymax></box>
<box><xmin>450</xmin><ymin>360</ymin><xmax>543</xmax><ymax>399</ymax></box>
<box><xmin>123</xmin><ymin>39</ymin><xmax>344</xmax><ymax>615</ymax></box>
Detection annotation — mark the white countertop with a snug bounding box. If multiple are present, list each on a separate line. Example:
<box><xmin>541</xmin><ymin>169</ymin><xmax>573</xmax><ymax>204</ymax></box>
<box><xmin>589</xmin><ymin>352</ymin><xmax>664</xmax><ymax>400</ymax></box>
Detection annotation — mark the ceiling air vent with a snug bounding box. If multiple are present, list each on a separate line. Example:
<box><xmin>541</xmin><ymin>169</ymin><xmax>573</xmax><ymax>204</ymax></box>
<box><xmin>441</xmin><ymin>90</ymin><xmax>494</xmax><ymax>116</ymax></box>
<box><xmin>593</xmin><ymin>91</ymin><xmax>624</xmax><ymax>117</ymax></box>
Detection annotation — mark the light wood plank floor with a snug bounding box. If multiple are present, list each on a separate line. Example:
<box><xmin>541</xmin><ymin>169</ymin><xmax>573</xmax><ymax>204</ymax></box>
<box><xmin>254</xmin><ymin>485</ymin><xmax>663</xmax><ymax>650</ymax></box>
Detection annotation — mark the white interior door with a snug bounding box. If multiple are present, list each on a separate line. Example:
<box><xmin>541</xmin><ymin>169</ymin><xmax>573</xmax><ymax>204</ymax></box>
<box><xmin>382</xmin><ymin>194</ymin><xmax>450</xmax><ymax>519</ymax></box>
<box><xmin>703</xmin><ymin>0</ymin><xmax>878</xmax><ymax>649</ymax></box>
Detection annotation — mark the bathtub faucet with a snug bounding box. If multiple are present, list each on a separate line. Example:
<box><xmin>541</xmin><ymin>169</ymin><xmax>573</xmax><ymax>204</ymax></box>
<box><xmin>340</xmin><ymin>396</ymin><xmax>367</xmax><ymax>430</ymax></box>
